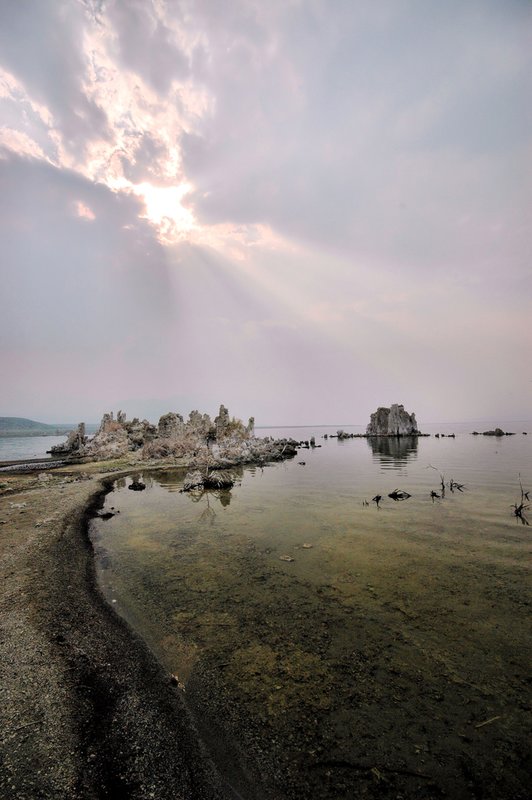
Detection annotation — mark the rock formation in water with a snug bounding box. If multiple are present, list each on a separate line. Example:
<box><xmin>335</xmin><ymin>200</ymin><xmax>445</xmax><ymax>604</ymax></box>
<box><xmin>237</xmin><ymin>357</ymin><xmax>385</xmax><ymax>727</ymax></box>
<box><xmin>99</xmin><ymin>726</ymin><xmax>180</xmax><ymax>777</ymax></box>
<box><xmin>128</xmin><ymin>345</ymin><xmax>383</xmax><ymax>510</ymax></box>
<box><xmin>479</xmin><ymin>428</ymin><xmax>515</xmax><ymax>437</ymax></box>
<box><xmin>49</xmin><ymin>423</ymin><xmax>87</xmax><ymax>456</ymax></box>
<box><xmin>51</xmin><ymin>405</ymin><xmax>298</xmax><ymax>468</ymax></box>
<box><xmin>366</xmin><ymin>404</ymin><xmax>419</xmax><ymax>436</ymax></box>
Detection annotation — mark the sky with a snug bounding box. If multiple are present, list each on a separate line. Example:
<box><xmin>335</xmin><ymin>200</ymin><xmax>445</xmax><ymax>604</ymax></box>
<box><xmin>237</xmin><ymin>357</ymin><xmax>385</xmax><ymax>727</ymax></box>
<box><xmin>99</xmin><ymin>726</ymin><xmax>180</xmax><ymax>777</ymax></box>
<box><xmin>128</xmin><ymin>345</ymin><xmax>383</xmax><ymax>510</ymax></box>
<box><xmin>0</xmin><ymin>0</ymin><xmax>531</xmax><ymax>426</ymax></box>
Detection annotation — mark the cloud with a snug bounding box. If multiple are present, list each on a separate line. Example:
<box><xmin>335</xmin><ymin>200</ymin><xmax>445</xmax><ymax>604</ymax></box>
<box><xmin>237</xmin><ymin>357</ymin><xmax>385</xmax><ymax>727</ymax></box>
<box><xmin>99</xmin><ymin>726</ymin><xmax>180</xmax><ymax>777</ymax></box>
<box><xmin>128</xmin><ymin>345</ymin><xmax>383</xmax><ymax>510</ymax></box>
<box><xmin>0</xmin><ymin>1</ymin><xmax>110</xmax><ymax>159</ymax></box>
<box><xmin>0</xmin><ymin>1</ymin><xmax>531</xmax><ymax>423</ymax></box>
<box><xmin>105</xmin><ymin>0</ymin><xmax>189</xmax><ymax>94</ymax></box>
<box><xmin>0</xmin><ymin>152</ymin><xmax>174</xmax><ymax>353</ymax></box>
<box><xmin>179</xmin><ymin>0</ymin><xmax>532</xmax><ymax>277</ymax></box>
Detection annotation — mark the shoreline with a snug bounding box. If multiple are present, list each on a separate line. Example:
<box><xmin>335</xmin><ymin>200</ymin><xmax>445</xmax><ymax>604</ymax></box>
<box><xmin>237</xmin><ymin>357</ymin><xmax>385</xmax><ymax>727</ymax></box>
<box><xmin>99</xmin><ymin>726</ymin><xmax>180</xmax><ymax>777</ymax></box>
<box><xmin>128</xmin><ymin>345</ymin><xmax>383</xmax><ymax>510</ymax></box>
<box><xmin>0</xmin><ymin>460</ymin><xmax>237</xmax><ymax>799</ymax></box>
<box><xmin>2</xmin><ymin>455</ymin><xmax>530</xmax><ymax>799</ymax></box>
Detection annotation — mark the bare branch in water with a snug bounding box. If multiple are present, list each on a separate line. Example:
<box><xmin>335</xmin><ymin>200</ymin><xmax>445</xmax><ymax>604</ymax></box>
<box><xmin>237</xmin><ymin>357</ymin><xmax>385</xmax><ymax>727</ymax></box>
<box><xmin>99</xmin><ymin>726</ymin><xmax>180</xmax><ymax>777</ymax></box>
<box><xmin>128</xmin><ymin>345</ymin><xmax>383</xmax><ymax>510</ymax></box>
<box><xmin>449</xmin><ymin>479</ymin><xmax>465</xmax><ymax>492</ymax></box>
<box><xmin>513</xmin><ymin>476</ymin><xmax>530</xmax><ymax>525</ymax></box>
<box><xmin>427</xmin><ymin>464</ymin><xmax>445</xmax><ymax>496</ymax></box>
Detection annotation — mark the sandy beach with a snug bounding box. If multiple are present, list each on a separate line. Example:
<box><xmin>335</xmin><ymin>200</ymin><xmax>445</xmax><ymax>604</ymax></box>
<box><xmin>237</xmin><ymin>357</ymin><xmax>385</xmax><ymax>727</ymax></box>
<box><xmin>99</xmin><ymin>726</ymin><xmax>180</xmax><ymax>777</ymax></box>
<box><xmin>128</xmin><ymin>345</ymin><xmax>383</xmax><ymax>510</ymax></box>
<box><xmin>0</xmin><ymin>461</ymin><xmax>231</xmax><ymax>800</ymax></box>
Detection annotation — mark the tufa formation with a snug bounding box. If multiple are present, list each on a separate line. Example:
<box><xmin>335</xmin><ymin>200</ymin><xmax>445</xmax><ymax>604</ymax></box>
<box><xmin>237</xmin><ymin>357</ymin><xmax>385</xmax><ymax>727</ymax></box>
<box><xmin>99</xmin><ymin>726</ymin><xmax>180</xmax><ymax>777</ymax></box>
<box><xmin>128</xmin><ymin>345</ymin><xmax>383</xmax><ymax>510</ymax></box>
<box><xmin>366</xmin><ymin>404</ymin><xmax>420</xmax><ymax>436</ymax></box>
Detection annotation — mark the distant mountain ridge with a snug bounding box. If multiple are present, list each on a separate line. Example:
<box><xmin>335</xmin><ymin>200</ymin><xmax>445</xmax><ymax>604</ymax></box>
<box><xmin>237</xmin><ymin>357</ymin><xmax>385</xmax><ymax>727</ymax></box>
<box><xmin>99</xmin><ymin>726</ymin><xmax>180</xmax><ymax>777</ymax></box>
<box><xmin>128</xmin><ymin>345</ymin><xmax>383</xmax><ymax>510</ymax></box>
<box><xmin>0</xmin><ymin>417</ymin><xmax>85</xmax><ymax>437</ymax></box>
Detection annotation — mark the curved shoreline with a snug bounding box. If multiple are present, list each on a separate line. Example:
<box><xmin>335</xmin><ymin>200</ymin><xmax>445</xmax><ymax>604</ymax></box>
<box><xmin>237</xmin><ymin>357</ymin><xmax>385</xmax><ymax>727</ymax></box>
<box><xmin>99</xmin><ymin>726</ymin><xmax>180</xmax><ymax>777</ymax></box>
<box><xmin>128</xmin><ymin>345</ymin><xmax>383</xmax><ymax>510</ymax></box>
<box><xmin>3</xmin><ymin>457</ymin><xmax>530</xmax><ymax>799</ymax></box>
<box><xmin>0</xmin><ymin>462</ymin><xmax>235</xmax><ymax>799</ymax></box>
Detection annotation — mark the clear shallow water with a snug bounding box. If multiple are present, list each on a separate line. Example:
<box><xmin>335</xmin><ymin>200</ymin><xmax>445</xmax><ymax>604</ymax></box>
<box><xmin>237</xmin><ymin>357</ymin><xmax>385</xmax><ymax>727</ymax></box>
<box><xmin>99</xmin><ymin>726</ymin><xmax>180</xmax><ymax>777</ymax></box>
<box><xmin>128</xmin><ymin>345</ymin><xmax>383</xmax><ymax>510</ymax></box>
<box><xmin>90</xmin><ymin>425</ymin><xmax>531</xmax><ymax>799</ymax></box>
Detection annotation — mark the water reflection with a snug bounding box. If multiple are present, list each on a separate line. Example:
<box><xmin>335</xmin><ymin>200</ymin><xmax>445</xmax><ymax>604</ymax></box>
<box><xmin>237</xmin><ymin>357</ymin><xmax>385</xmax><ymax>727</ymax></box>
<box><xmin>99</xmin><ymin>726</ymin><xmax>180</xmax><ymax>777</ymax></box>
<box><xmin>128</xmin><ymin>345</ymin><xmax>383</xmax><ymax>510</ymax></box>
<box><xmin>185</xmin><ymin>487</ymin><xmax>233</xmax><ymax>521</ymax></box>
<box><xmin>150</xmin><ymin>467</ymin><xmax>241</xmax><ymax>519</ymax></box>
<box><xmin>90</xmin><ymin>432</ymin><xmax>531</xmax><ymax>800</ymax></box>
<box><xmin>152</xmin><ymin>466</ymin><xmax>244</xmax><ymax>494</ymax></box>
<box><xmin>367</xmin><ymin>435</ymin><xmax>418</xmax><ymax>471</ymax></box>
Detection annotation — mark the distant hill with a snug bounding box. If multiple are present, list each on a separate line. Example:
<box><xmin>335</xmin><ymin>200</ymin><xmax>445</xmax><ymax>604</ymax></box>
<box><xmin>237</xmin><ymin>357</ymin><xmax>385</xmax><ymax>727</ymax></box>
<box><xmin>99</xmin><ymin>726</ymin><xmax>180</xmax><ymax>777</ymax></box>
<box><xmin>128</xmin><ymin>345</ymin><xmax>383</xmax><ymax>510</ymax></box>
<box><xmin>0</xmin><ymin>417</ymin><xmax>95</xmax><ymax>437</ymax></box>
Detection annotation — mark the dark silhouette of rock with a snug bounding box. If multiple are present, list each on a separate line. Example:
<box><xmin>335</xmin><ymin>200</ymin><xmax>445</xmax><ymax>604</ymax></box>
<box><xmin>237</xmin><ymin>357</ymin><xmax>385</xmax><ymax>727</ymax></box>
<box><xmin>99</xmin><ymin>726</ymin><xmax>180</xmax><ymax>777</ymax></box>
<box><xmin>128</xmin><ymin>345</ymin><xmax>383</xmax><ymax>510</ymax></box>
<box><xmin>482</xmin><ymin>428</ymin><xmax>515</xmax><ymax>436</ymax></box>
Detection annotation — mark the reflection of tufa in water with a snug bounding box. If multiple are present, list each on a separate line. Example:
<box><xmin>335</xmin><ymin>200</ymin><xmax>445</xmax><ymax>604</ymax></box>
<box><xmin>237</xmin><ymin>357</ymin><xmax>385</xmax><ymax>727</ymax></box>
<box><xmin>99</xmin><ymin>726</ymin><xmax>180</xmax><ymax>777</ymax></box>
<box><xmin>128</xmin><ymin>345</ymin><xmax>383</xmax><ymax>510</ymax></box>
<box><xmin>181</xmin><ymin>469</ymin><xmax>236</xmax><ymax>492</ymax></box>
<box><xmin>367</xmin><ymin>435</ymin><xmax>419</xmax><ymax>465</ymax></box>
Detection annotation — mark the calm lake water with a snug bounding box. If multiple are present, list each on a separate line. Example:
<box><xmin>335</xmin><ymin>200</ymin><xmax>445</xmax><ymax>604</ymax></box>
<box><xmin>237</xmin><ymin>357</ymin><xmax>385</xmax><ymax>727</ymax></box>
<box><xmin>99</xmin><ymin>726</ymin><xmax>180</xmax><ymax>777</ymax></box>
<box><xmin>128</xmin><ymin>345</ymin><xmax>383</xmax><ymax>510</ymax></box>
<box><xmin>90</xmin><ymin>424</ymin><xmax>531</xmax><ymax>800</ymax></box>
<box><xmin>0</xmin><ymin>434</ymin><xmax>68</xmax><ymax>461</ymax></box>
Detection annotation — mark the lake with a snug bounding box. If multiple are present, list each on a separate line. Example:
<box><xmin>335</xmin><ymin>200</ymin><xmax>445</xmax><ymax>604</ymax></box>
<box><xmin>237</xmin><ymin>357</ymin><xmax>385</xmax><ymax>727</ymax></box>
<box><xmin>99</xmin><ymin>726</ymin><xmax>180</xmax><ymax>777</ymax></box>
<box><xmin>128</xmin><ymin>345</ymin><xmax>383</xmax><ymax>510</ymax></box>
<box><xmin>89</xmin><ymin>423</ymin><xmax>530</xmax><ymax>799</ymax></box>
<box><xmin>0</xmin><ymin>434</ymin><xmax>68</xmax><ymax>461</ymax></box>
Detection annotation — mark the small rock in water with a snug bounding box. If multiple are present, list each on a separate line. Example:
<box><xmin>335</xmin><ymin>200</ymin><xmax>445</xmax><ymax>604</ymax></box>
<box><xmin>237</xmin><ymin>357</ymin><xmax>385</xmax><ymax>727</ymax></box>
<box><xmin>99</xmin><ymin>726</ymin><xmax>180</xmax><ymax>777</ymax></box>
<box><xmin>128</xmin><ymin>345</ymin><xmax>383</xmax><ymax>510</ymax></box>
<box><xmin>279</xmin><ymin>555</ymin><xmax>295</xmax><ymax>562</ymax></box>
<box><xmin>128</xmin><ymin>480</ymin><xmax>146</xmax><ymax>491</ymax></box>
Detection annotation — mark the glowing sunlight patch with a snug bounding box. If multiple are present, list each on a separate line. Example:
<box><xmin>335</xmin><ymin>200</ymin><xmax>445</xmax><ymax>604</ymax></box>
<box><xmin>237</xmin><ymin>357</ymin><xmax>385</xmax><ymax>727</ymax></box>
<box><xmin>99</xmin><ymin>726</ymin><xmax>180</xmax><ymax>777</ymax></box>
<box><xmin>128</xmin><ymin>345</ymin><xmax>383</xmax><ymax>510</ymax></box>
<box><xmin>134</xmin><ymin>182</ymin><xmax>194</xmax><ymax>242</ymax></box>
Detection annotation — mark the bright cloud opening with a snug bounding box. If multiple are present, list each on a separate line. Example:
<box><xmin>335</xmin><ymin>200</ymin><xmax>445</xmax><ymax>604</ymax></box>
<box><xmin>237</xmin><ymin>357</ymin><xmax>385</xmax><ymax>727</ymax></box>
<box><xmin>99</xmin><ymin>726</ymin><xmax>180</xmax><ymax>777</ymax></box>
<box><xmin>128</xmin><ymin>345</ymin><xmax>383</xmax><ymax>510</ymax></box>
<box><xmin>133</xmin><ymin>182</ymin><xmax>195</xmax><ymax>242</ymax></box>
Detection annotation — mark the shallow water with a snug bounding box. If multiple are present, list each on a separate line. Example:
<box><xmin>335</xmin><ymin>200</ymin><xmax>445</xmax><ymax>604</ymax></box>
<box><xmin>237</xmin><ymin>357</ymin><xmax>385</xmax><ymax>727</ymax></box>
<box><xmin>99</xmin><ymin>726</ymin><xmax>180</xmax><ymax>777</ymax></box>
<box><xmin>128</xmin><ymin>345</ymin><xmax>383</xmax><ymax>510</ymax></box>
<box><xmin>90</xmin><ymin>424</ymin><xmax>531</xmax><ymax>799</ymax></box>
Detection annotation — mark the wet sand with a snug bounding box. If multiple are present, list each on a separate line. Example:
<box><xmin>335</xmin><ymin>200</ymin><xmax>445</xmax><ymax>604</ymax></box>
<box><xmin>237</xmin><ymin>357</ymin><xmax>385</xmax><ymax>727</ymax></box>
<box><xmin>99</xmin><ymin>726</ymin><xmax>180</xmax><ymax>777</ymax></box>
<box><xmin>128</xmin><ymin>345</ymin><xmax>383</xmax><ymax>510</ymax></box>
<box><xmin>0</xmin><ymin>462</ymin><xmax>231</xmax><ymax>799</ymax></box>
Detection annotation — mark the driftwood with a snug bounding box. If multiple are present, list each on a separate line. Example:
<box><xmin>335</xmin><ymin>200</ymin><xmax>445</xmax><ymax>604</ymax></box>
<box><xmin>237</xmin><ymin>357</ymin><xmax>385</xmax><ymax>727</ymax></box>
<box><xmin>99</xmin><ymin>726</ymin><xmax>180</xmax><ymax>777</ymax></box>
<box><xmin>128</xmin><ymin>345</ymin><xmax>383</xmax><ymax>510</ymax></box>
<box><xmin>449</xmin><ymin>479</ymin><xmax>465</xmax><ymax>492</ymax></box>
<box><xmin>388</xmin><ymin>489</ymin><xmax>411</xmax><ymax>501</ymax></box>
<box><xmin>428</xmin><ymin>464</ymin><xmax>446</xmax><ymax>497</ymax></box>
<box><xmin>474</xmin><ymin>715</ymin><xmax>501</xmax><ymax>729</ymax></box>
<box><xmin>512</xmin><ymin>475</ymin><xmax>530</xmax><ymax>525</ymax></box>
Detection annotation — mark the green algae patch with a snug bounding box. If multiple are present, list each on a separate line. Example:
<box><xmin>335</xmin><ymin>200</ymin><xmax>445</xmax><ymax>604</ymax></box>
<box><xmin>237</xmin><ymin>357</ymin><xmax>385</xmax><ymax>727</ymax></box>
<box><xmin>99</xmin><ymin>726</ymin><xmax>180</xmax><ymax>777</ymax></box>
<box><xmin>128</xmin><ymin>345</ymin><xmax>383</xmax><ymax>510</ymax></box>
<box><xmin>226</xmin><ymin>643</ymin><xmax>331</xmax><ymax>718</ymax></box>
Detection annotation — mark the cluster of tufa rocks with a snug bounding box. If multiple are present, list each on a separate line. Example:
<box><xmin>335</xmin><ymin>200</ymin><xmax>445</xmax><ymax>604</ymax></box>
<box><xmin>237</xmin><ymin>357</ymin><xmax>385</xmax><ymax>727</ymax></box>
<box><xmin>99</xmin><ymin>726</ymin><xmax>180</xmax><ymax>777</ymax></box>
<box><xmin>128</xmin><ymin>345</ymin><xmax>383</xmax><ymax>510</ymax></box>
<box><xmin>366</xmin><ymin>404</ymin><xmax>420</xmax><ymax>436</ymax></box>
<box><xmin>49</xmin><ymin>405</ymin><xmax>296</xmax><ymax>468</ymax></box>
<box><xmin>472</xmin><ymin>428</ymin><xmax>516</xmax><ymax>437</ymax></box>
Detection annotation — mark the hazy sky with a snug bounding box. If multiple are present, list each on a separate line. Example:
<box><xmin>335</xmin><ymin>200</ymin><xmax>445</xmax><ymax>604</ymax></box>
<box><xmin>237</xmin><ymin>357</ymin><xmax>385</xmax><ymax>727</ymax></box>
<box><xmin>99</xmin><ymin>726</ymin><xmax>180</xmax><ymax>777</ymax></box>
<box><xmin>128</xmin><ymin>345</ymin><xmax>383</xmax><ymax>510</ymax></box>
<box><xmin>1</xmin><ymin>0</ymin><xmax>531</xmax><ymax>425</ymax></box>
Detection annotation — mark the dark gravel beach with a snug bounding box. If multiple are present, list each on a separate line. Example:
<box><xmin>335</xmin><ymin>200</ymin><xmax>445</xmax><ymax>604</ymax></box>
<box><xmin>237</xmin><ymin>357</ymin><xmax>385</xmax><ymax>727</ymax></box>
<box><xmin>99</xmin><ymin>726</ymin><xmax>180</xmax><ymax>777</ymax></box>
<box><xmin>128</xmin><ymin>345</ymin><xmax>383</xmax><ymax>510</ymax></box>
<box><xmin>0</xmin><ymin>466</ymin><xmax>231</xmax><ymax>800</ymax></box>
